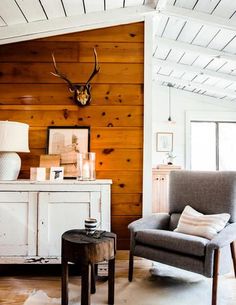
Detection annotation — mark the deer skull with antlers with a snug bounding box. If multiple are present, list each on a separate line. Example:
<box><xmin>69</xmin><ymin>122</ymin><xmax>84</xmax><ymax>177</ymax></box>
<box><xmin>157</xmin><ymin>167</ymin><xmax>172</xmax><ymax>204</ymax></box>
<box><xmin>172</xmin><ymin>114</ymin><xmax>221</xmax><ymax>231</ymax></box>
<box><xmin>51</xmin><ymin>48</ymin><xmax>100</xmax><ymax>107</ymax></box>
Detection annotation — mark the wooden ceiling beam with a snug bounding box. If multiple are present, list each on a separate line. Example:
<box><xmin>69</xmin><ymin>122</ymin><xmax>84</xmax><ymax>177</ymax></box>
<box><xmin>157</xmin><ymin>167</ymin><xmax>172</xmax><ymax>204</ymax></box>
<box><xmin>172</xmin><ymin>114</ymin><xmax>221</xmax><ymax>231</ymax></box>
<box><xmin>154</xmin><ymin>57</ymin><xmax>236</xmax><ymax>84</ymax></box>
<box><xmin>155</xmin><ymin>74</ymin><xmax>236</xmax><ymax>98</ymax></box>
<box><xmin>154</xmin><ymin>37</ymin><xmax>236</xmax><ymax>64</ymax></box>
<box><xmin>158</xmin><ymin>4</ymin><xmax>236</xmax><ymax>32</ymax></box>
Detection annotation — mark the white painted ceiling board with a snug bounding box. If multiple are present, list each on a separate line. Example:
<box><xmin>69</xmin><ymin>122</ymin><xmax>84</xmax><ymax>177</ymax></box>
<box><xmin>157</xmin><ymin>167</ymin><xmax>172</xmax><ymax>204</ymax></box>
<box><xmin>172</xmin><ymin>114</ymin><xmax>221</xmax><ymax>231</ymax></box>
<box><xmin>170</xmin><ymin>70</ymin><xmax>185</xmax><ymax>78</ymax></box>
<box><xmin>192</xmin><ymin>56</ymin><xmax>215</xmax><ymax>69</ymax></box>
<box><xmin>179</xmin><ymin>53</ymin><xmax>198</xmax><ymax>65</ymax></box>
<box><xmin>125</xmin><ymin>0</ymin><xmax>144</xmax><ymax>7</ymax></box>
<box><xmin>154</xmin><ymin>15</ymin><xmax>169</xmax><ymax>37</ymax></box>
<box><xmin>217</xmin><ymin>62</ymin><xmax>236</xmax><ymax>74</ymax></box>
<box><xmin>192</xmin><ymin>74</ymin><xmax>209</xmax><ymax>83</ymax></box>
<box><xmin>84</xmin><ymin>0</ymin><xmax>104</xmax><ymax>13</ymax></box>
<box><xmin>181</xmin><ymin>72</ymin><xmax>197</xmax><ymax>81</ymax></box>
<box><xmin>212</xmin><ymin>0</ymin><xmax>236</xmax><ymax>19</ymax></box>
<box><xmin>166</xmin><ymin>48</ymin><xmax>184</xmax><ymax>62</ymax></box>
<box><xmin>162</xmin><ymin>17</ymin><xmax>186</xmax><ymax>39</ymax></box>
<box><xmin>174</xmin><ymin>0</ymin><xmax>196</xmax><ymax>9</ymax></box>
<box><xmin>205</xmin><ymin>58</ymin><xmax>228</xmax><ymax>71</ymax></box>
<box><xmin>40</xmin><ymin>0</ymin><xmax>66</xmax><ymax>18</ymax></box>
<box><xmin>222</xmin><ymin>36</ymin><xmax>236</xmax><ymax>52</ymax></box>
<box><xmin>62</xmin><ymin>0</ymin><xmax>84</xmax><ymax>16</ymax></box>
<box><xmin>191</xmin><ymin>25</ymin><xmax>220</xmax><ymax>47</ymax></box>
<box><xmin>177</xmin><ymin>21</ymin><xmax>203</xmax><ymax>43</ymax></box>
<box><xmin>154</xmin><ymin>46</ymin><xmax>171</xmax><ymax>59</ymax></box>
<box><xmin>193</xmin><ymin>0</ymin><xmax>223</xmax><ymax>14</ymax></box>
<box><xmin>207</xmin><ymin>29</ymin><xmax>235</xmax><ymax>50</ymax></box>
<box><xmin>106</xmin><ymin>0</ymin><xmax>124</xmax><ymax>10</ymax></box>
<box><xmin>0</xmin><ymin>18</ymin><xmax>6</xmax><ymax>26</ymax></box>
<box><xmin>15</xmin><ymin>0</ymin><xmax>46</xmax><ymax>22</ymax></box>
<box><xmin>0</xmin><ymin>0</ymin><xmax>27</xmax><ymax>25</ymax></box>
<box><xmin>158</xmin><ymin>66</ymin><xmax>173</xmax><ymax>75</ymax></box>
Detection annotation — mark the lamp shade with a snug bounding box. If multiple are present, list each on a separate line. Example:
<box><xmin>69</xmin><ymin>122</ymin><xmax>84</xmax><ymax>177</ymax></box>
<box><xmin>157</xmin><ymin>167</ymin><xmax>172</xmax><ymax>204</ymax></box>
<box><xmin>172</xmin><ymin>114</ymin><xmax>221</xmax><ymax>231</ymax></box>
<box><xmin>0</xmin><ymin>121</ymin><xmax>30</xmax><ymax>152</ymax></box>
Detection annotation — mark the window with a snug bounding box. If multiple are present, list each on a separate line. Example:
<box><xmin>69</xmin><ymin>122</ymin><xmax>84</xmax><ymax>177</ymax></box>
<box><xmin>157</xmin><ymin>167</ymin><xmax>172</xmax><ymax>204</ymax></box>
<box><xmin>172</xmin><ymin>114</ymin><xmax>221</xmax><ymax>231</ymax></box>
<box><xmin>190</xmin><ymin>121</ymin><xmax>236</xmax><ymax>170</ymax></box>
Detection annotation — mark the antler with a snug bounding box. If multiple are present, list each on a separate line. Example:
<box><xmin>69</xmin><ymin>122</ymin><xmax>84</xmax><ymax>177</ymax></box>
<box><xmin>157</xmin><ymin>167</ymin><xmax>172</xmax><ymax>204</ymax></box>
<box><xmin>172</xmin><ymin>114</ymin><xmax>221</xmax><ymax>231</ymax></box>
<box><xmin>51</xmin><ymin>53</ymin><xmax>75</xmax><ymax>91</ymax></box>
<box><xmin>85</xmin><ymin>48</ymin><xmax>100</xmax><ymax>86</ymax></box>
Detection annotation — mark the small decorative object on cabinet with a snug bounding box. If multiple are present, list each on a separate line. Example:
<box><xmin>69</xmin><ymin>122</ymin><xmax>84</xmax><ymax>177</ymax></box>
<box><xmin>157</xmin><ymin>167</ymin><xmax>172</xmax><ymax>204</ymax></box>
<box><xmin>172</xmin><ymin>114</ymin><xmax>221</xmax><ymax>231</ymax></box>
<box><xmin>0</xmin><ymin>179</ymin><xmax>111</xmax><ymax>264</ymax></box>
<box><xmin>152</xmin><ymin>165</ymin><xmax>181</xmax><ymax>213</ymax></box>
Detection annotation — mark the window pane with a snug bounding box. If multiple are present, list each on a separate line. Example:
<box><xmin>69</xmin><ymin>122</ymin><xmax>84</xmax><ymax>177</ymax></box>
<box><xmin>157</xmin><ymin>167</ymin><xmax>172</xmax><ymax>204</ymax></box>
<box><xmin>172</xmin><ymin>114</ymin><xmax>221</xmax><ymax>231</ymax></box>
<box><xmin>191</xmin><ymin>122</ymin><xmax>216</xmax><ymax>170</ymax></box>
<box><xmin>219</xmin><ymin>123</ymin><xmax>236</xmax><ymax>170</ymax></box>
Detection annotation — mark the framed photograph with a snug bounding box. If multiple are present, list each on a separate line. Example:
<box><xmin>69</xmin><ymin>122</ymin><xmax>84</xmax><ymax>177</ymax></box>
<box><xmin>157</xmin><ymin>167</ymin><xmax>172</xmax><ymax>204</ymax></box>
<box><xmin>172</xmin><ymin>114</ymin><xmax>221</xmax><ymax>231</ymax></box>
<box><xmin>47</xmin><ymin>126</ymin><xmax>90</xmax><ymax>178</ymax></box>
<box><xmin>50</xmin><ymin>167</ymin><xmax>64</xmax><ymax>181</ymax></box>
<box><xmin>156</xmin><ymin>132</ymin><xmax>173</xmax><ymax>152</ymax></box>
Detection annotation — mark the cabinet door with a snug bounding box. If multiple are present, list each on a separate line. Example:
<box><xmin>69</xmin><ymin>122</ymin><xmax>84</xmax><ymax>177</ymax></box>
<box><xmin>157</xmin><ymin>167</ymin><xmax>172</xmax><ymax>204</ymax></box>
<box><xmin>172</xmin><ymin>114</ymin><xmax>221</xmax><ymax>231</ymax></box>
<box><xmin>152</xmin><ymin>174</ymin><xmax>169</xmax><ymax>213</ymax></box>
<box><xmin>0</xmin><ymin>192</ymin><xmax>37</xmax><ymax>256</ymax></box>
<box><xmin>38</xmin><ymin>191</ymin><xmax>101</xmax><ymax>257</ymax></box>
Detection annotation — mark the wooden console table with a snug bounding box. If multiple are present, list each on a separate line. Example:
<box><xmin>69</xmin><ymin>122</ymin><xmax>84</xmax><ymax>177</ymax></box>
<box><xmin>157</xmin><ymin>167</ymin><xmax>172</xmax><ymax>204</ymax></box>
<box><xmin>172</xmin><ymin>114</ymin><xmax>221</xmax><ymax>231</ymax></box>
<box><xmin>0</xmin><ymin>179</ymin><xmax>112</xmax><ymax>264</ymax></box>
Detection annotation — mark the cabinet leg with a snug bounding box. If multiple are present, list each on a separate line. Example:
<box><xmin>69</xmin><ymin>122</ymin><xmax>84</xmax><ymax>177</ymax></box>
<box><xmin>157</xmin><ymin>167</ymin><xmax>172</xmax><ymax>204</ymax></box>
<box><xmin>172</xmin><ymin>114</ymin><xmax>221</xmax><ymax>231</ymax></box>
<box><xmin>61</xmin><ymin>259</ymin><xmax>69</xmax><ymax>305</ymax></box>
<box><xmin>81</xmin><ymin>263</ymin><xmax>91</xmax><ymax>305</ymax></box>
<box><xmin>108</xmin><ymin>258</ymin><xmax>115</xmax><ymax>305</ymax></box>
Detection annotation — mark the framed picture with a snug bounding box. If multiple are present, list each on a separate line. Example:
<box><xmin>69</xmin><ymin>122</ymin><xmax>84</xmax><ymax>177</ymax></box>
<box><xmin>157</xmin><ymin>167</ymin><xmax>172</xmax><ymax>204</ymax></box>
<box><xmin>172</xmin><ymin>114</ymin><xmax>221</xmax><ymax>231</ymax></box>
<box><xmin>50</xmin><ymin>167</ymin><xmax>64</xmax><ymax>181</ymax></box>
<box><xmin>156</xmin><ymin>132</ymin><xmax>173</xmax><ymax>152</ymax></box>
<box><xmin>47</xmin><ymin>126</ymin><xmax>90</xmax><ymax>178</ymax></box>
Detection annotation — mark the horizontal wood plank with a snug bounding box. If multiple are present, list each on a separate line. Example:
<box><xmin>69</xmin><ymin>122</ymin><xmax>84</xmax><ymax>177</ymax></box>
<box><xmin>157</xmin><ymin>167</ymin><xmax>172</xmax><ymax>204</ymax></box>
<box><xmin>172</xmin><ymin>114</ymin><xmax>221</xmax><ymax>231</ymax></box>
<box><xmin>0</xmin><ymin>62</ymin><xmax>143</xmax><ymax>84</ymax></box>
<box><xmin>0</xmin><ymin>106</ymin><xmax>143</xmax><ymax>127</ymax></box>
<box><xmin>28</xmin><ymin>127</ymin><xmax>143</xmax><ymax>149</ymax></box>
<box><xmin>112</xmin><ymin>193</ymin><xmax>142</xmax><ymax>215</ymax></box>
<box><xmin>40</xmin><ymin>23</ymin><xmax>144</xmax><ymax>43</ymax></box>
<box><xmin>0</xmin><ymin>84</ymin><xmax>143</xmax><ymax>105</ymax></box>
<box><xmin>96</xmin><ymin>170</ymin><xmax>142</xmax><ymax>193</ymax></box>
<box><xmin>112</xmin><ymin>215</ymin><xmax>140</xmax><ymax>239</ymax></box>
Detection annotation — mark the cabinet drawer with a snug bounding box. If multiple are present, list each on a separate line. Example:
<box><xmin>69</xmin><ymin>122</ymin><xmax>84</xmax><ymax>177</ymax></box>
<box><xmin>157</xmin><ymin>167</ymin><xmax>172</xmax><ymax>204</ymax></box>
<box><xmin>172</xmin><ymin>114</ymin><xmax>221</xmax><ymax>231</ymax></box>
<box><xmin>48</xmin><ymin>192</ymin><xmax>90</xmax><ymax>203</ymax></box>
<box><xmin>0</xmin><ymin>192</ymin><xmax>28</xmax><ymax>202</ymax></box>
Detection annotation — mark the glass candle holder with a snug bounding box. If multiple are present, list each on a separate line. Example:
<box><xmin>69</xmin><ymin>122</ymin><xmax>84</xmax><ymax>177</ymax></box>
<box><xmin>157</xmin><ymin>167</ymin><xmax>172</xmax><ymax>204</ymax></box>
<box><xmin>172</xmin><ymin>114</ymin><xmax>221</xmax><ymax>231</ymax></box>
<box><xmin>77</xmin><ymin>152</ymin><xmax>96</xmax><ymax>181</ymax></box>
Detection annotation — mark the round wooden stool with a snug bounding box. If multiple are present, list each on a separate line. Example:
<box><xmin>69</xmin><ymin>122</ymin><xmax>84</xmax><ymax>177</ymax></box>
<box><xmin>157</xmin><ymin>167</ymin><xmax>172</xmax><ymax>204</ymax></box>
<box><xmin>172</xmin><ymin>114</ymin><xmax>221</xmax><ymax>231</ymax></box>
<box><xmin>61</xmin><ymin>229</ymin><xmax>116</xmax><ymax>305</ymax></box>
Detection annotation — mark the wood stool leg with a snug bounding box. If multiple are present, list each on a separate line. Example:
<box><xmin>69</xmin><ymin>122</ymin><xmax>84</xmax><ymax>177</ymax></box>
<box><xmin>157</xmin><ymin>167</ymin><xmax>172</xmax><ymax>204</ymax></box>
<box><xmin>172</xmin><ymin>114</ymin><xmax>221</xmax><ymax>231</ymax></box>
<box><xmin>128</xmin><ymin>251</ymin><xmax>133</xmax><ymax>282</ymax></box>
<box><xmin>230</xmin><ymin>242</ymin><xmax>236</xmax><ymax>278</ymax></box>
<box><xmin>212</xmin><ymin>249</ymin><xmax>220</xmax><ymax>305</ymax></box>
<box><xmin>108</xmin><ymin>258</ymin><xmax>115</xmax><ymax>305</ymax></box>
<box><xmin>91</xmin><ymin>264</ymin><xmax>96</xmax><ymax>294</ymax></box>
<box><xmin>61</xmin><ymin>258</ymin><xmax>69</xmax><ymax>305</ymax></box>
<box><xmin>81</xmin><ymin>263</ymin><xmax>91</xmax><ymax>305</ymax></box>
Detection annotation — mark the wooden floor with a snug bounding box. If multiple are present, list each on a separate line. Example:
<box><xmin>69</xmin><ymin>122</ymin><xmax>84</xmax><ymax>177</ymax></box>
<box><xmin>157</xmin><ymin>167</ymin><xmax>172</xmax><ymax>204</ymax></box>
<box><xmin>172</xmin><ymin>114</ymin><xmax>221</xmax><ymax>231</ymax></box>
<box><xmin>0</xmin><ymin>251</ymin><xmax>235</xmax><ymax>305</ymax></box>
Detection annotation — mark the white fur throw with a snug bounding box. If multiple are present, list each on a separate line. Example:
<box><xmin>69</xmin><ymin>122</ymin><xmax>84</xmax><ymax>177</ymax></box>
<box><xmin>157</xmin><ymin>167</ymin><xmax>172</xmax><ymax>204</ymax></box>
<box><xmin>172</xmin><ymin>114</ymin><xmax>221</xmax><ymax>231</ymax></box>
<box><xmin>174</xmin><ymin>205</ymin><xmax>230</xmax><ymax>240</ymax></box>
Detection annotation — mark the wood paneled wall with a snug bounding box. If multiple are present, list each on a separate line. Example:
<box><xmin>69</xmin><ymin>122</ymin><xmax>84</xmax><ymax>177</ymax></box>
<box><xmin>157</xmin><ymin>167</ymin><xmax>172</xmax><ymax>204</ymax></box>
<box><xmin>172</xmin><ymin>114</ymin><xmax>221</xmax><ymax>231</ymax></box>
<box><xmin>0</xmin><ymin>22</ymin><xmax>144</xmax><ymax>249</ymax></box>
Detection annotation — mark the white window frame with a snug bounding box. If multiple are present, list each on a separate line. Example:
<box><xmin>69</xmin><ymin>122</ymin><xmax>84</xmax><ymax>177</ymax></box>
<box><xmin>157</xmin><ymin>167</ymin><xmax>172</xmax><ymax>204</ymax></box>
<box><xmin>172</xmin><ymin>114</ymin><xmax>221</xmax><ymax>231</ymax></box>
<box><xmin>185</xmin><ymin>111</ymin><xmax>236</xmax><ymax>170</ymax></box>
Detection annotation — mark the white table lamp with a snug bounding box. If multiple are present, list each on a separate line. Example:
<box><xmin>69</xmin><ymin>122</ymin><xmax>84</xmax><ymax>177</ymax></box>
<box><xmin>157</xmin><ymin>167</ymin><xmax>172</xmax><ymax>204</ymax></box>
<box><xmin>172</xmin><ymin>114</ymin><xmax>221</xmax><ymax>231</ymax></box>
<box><xmin>0</xmin><ymin>121</ymin><xmax>30</xmax><ymax>180</ymax></box>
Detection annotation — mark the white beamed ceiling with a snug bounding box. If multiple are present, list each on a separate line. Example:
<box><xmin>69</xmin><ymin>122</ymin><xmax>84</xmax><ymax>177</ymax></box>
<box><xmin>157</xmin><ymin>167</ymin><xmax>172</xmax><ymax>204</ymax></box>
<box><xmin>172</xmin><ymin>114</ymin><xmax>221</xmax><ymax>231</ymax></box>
<box><xmin>1</xmin><ymin>0</ymin><xmax>236</xmax><ymax>101</ymax></box>
<box><xmin>154</xmin><ymin>0</ymin><xmax>236</xmax><ymax>101</ymax></box>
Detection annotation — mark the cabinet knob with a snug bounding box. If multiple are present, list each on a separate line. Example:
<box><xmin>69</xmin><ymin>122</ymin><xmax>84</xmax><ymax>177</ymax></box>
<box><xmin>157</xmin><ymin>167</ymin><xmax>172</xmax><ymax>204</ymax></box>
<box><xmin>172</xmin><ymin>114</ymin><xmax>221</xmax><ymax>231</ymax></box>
<box><xmin>162</xmin><ymin>178</ymin><xmax>164</xmax><ymax>180</ymax></box>
<box><xmin>156</xmin><ymin>178</ymin><xmax>159</xmax><ymax>180</ymax></box>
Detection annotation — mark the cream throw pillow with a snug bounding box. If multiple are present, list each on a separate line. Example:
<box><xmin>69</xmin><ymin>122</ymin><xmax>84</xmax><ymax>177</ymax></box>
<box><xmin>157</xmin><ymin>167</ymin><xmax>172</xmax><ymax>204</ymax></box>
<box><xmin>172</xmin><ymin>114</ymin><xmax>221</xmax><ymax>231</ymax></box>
<box><xmin>174</xmin><ymin>205</ymin><xmax>230</xmax><ymax>240</ymax></box>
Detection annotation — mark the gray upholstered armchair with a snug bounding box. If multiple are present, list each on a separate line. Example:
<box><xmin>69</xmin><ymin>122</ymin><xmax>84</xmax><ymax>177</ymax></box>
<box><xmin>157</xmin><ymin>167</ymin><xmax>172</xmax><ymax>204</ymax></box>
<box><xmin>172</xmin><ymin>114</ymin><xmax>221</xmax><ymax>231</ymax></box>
<box><xmin>128</xmin><ymin>171</ymin><xmax>236</xmax><ymax>305</ymax></box>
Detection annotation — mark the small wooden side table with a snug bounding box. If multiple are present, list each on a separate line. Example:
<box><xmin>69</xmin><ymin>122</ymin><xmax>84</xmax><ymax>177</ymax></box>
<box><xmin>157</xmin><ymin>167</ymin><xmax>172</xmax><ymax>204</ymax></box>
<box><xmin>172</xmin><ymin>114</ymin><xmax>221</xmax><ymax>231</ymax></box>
<box><xmin>61</xmin><ymin>229</ymin><xmax>116</xmax><ymax>305</ymax></box>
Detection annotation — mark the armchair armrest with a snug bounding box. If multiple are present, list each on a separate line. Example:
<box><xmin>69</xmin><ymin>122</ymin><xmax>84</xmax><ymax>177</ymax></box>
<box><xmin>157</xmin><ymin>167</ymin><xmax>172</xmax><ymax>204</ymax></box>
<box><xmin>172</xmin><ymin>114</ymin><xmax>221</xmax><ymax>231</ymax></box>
<box><xmin>128</xmin><ymin>213</ymin><xmax>170</xmax><ymax>232</ymax></box>
<box><xmin>207</xmin><ymin>223</ymin><xmax>236</xmax><ymax>250</ymax></box>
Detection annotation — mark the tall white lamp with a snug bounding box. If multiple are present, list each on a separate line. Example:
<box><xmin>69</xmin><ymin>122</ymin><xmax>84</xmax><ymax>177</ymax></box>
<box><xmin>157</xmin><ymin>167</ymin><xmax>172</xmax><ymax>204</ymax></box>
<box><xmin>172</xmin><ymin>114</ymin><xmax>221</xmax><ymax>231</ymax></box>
<box><xmin>0</xmin><ymin>121</ymin><xmax>30</xmax><ymax>180</ymax></box>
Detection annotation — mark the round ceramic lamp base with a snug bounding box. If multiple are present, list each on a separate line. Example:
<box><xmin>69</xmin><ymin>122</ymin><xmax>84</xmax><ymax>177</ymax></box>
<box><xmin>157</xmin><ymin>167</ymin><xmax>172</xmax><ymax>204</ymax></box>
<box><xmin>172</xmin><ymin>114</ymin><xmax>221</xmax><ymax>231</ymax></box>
<box><xmin>0</xmin><ymin>152</ymin><xmax>21</xmax><ymax>180</ymax></box>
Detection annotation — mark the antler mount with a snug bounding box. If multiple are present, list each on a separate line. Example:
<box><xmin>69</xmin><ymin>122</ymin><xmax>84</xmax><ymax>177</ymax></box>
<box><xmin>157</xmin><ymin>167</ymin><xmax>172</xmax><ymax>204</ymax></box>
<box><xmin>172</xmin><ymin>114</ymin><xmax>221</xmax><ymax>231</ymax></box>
<box><xmin>51</xmin><ymin>48</ymin><xmax>100</xmax><ymax>107</ymax></box>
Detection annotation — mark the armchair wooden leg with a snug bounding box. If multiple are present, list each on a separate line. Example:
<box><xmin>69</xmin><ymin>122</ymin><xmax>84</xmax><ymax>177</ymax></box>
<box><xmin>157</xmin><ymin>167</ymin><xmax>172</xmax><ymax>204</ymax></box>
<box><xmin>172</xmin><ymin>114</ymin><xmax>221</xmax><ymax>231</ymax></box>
<box><xmin>128</xmin><ymin>251</ymin><xmax>133</xmax><ymax>282</ymax></box>
<box><xmin>212</xmin><ymin>249</ymin><xmax>220</xmax><ymax>305</ymax></box>
<box><xmin>230</xmin><ymin>242</ymin><xmax>236</xmax><ymax>278</ymax></box>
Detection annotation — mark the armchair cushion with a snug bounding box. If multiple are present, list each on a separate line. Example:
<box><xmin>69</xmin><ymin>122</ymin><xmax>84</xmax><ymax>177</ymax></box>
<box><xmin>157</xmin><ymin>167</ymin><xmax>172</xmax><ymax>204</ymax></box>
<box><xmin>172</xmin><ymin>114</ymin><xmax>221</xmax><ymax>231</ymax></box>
<box><xmin>174</xmin><ymin>205</ymin><xmax>230</xmax><ymax>239</ymax></box>
<box><xmin>135</xmin><ymin>229</ymin><xmax>209</xmax><ymax>257</ymax></box>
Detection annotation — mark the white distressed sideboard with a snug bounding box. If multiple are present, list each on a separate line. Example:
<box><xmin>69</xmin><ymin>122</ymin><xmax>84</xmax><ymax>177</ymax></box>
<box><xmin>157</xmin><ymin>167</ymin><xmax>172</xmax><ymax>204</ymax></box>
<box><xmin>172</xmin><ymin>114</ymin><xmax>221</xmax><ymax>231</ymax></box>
<box><xmin>0</xmin><ymin>179</ymin><xmax>112</xmax><ymax>264</ymax></box>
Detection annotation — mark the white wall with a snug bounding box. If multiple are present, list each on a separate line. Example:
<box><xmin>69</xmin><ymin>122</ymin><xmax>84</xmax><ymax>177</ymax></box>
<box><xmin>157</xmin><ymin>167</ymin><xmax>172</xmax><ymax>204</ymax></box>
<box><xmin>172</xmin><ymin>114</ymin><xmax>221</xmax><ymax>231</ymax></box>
<box><xmin>152</xmin><ymin>84</ymin><xmax>236</xmax><ymax>168</ymax></box>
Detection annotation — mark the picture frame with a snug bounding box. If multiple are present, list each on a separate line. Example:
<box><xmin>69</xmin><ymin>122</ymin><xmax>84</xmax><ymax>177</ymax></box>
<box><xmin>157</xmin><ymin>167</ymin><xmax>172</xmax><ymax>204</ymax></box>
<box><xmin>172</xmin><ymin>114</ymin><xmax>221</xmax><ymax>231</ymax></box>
<box><xmin>156</xmin><ymin>132</ymin><xmax>173</xmax><ymax>152</ymax></box>
<box><xmin>47</xmin><ymin>126</ymin><xmax>90</xmax><ymax>178</ymax></box>
<box><xmin>50</xmin><ymin>167</ymin><xmax>64</xmax><ymax>181</ymax></box>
